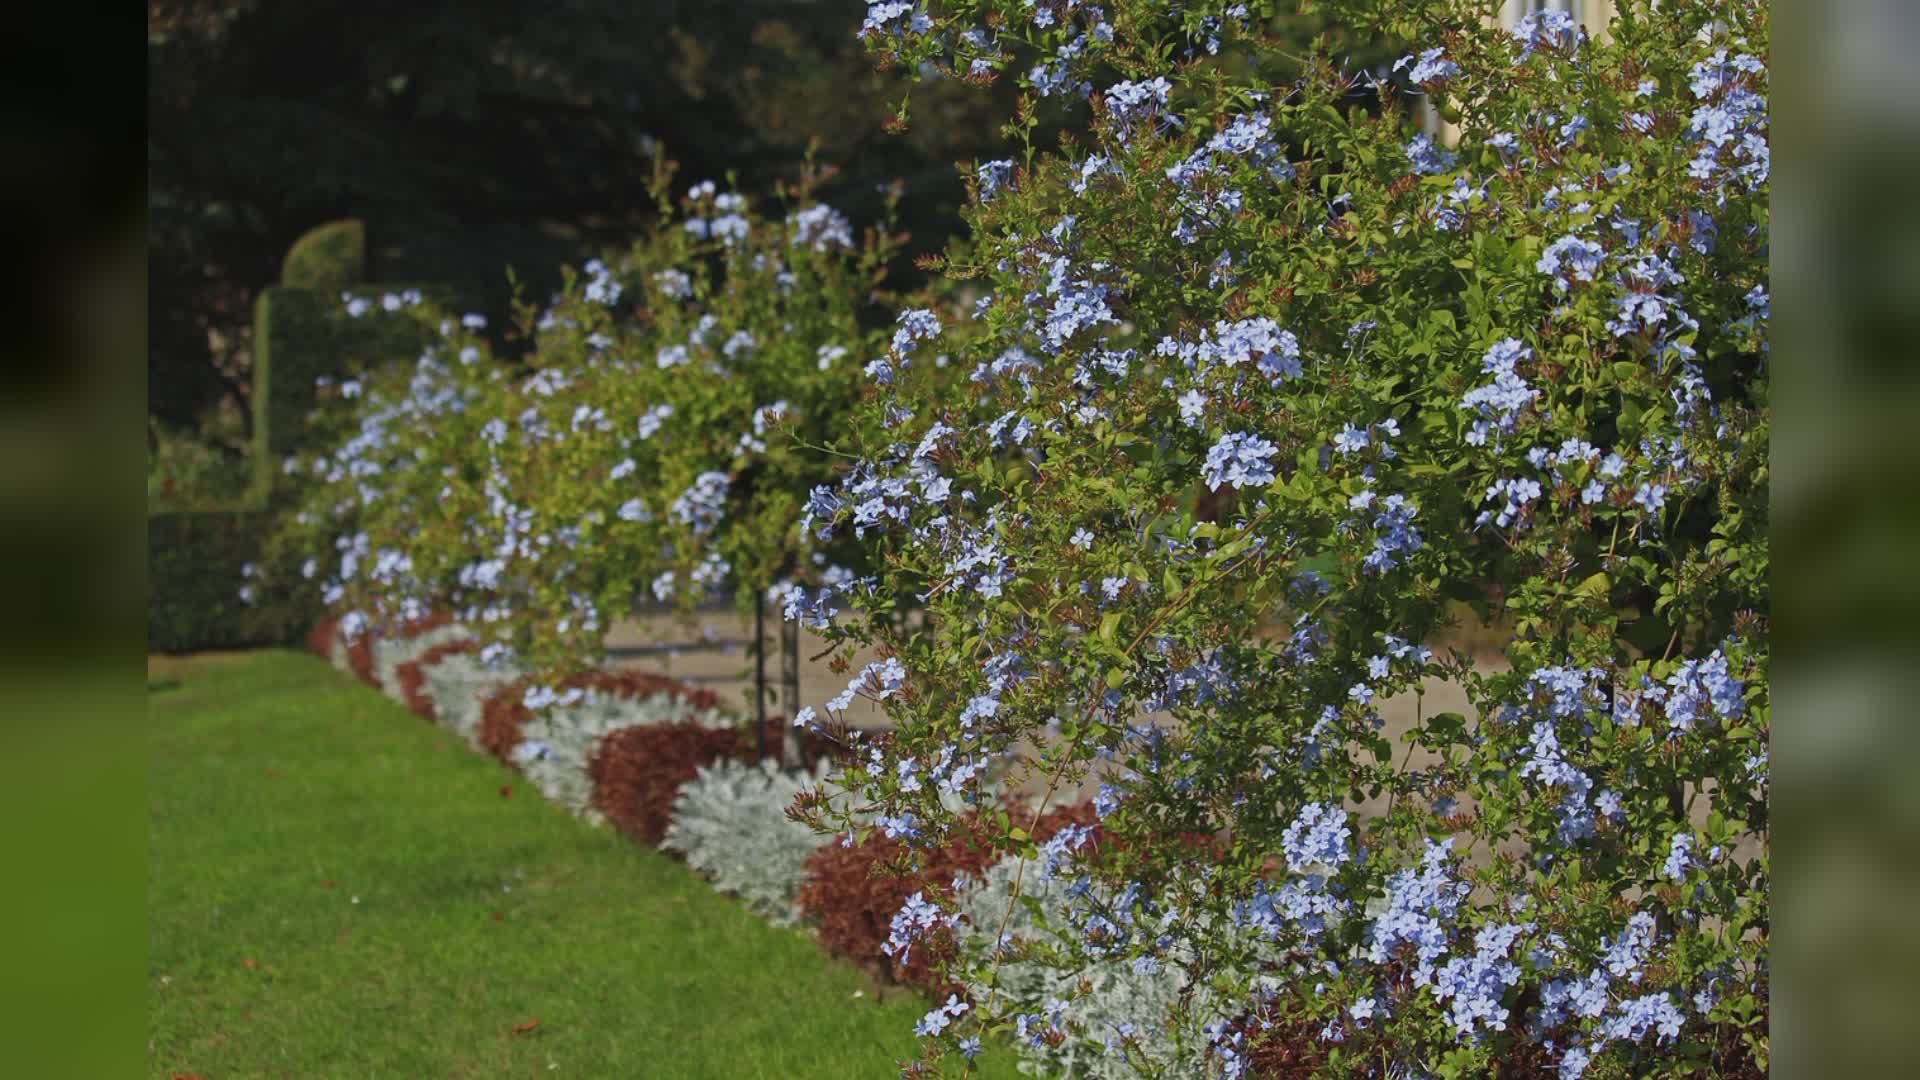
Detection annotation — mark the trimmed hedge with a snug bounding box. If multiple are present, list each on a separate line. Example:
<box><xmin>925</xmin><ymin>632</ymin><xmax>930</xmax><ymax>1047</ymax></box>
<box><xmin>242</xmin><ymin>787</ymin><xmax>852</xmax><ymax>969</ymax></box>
<box><xmin>149</xmin><ymin>263</ymin><xmax>441</xmax><ymax>652</ymax></box>
<box><xmin>148</xmin><ymin>510</ymin><xmax>319</xmax><ymax>652</ymax></box>
<box><xmin>280</xmin><ymin>219</ymin><xmax>366</xmax><ymax>292</ymax></box>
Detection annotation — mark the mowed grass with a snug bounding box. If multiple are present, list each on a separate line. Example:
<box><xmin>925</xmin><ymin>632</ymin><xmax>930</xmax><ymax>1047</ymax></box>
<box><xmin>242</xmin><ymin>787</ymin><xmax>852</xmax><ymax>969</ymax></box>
<box><xmin>149</xmin><ymin>649</ymin><xmax>1022</xmax><ymax>1079</ymax></box>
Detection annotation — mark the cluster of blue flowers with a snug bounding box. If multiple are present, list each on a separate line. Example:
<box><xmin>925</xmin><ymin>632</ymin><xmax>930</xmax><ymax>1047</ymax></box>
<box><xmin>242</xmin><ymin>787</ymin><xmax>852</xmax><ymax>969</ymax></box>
<box><xmin>1201</xmin><ymin>432</ymin><xmax>1279</xmax><ymax>492</ymax></box>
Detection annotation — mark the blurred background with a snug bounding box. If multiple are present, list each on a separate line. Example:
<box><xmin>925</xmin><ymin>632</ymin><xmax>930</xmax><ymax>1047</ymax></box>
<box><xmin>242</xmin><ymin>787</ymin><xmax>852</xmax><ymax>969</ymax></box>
<box><xmin>0</xmin><ymin>0</ymin><xmax>1913</xmax><ymax>1073</ymax></box>
<box><xmin>1771</xmin><ymin>0</ymin><xmax>1920</xmax><ymax>1075</ymax></box>
<box><xmin>145</xmin><ymin>0</ymin><xmax>1038</xmax><ymax>509</ymax></box>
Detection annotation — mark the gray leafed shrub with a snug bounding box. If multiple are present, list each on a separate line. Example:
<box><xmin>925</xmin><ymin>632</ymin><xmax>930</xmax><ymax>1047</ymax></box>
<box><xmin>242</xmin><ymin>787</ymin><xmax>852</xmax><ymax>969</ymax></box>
<box><xmin>663</xmin><ymin>757</ymin><xmax>835</xmax><ymax>925</ymax></box>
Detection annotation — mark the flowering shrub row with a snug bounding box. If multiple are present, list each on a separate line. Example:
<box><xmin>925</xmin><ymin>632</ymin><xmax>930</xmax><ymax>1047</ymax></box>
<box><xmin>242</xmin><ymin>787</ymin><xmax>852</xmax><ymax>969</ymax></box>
<box><xmin>257</xmin><ymin>165</ymin><xmax>974</xmax><ymax>728</ymax></box>
<box><xmin>779</xmin><ymin>0</ymin><xmax>1770</xmax><ymax>1076</ymax></box>
<box><xmin>270</xmin><ymin>0</ymin><xmax>1768</xmax><ymax>1071</ymax></box>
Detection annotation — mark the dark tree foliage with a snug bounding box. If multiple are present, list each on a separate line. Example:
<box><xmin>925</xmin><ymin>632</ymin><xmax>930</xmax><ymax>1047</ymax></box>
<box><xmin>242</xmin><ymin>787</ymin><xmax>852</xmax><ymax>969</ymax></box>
<box><xmin>149</xmin><ymin>0</ymin><xmax>1026</xmax><ymax>435</ymax></box>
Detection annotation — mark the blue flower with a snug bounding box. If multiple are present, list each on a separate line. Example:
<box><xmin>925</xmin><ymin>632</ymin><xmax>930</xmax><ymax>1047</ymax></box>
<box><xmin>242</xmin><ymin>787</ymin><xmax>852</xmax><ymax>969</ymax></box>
<box><xmin>1602</xmin><ymin>910</ymin><xmax>1658</xmax><ymax>982</ymax></box>
<box><xmin>1538</xmin><ymin>235</ymin><xmax>1605</xmax><ymax>287</ymax></box>
<box><xmin>1604</xmin><ymin>991</ymin><xmax>1686</xmax><ymax>1044</ymax></box>
<box><xmin>1281</xmin><ymin>802</ymin><xmax>1352</xmax><ymax>871</ymax></box>
<box><xmin>1514</xmin><ymin>10</ymin><xmax>1584</xmax><ymax>58</ymax></box>
<box><xmin>788</xmin><ymin>204</ymin><xmax>852</xmax><ymax>251</ymax></box>
<box><xmin>1103</xmin><ymin>77</ymin><xmax>1173</xmax><ymax>142</ymax></box>
<box><xmin>892</xmin><ymin>308</ymin><xmax>942</xmax><ymax>355</ymax></box>
<box><xmin>1430</xmin><ymin>921</ymin><xmax>1528</xmax><ymax>1037</ymax></box>
<box><xmin>1042</xmin><ymin>258</ymin><xmax>1117</xmax><ymax>347</ymax></box>
<box><xmin>1202</xmin><ymin>432</ymin><xmax>1279</xmax><ymax>491</ymax></box>
<box><xmin>1177</xmin><ymin>389</ymin><xmax>1208</xmax><ymax>428</ymax></box>
<box><xmin>1406</xmin><ymin>133</ymin><xmax>1458</xmax><ymax>175</ymax></box>
<box><xmin>1394</xmin><ymin>47</ymin><xmax>1460</xmax><ymax>85</ymax></box>
<box><xmin>1364</xmin><ymin>494</ymin><xmax>1424</xmax><ymax>573</ymax></box>
<box><xmin>1663</xmin><ymin>832</ymin><xmax>1696</xmax><ymax>882</ymax></box>
<box><xmin>653</xmin><ymin>268</ymin><xmax>692</xmax><ymax>299</ymax></box>
<box><xmin>669</xmin><ymin>471</ymin><xmax>731</xmax><ymax>536</ymax></box>
<box><xmin>977</xmin><ymin>158</ymin><xmax>1014</xmax><ymax>200</ymax></box>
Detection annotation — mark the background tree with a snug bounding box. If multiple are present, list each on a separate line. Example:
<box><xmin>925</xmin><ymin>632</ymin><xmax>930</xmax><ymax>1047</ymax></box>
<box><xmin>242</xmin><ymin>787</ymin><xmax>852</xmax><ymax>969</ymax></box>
<box><xmin>147</xmin><ymin>0</ymin><xmax>1030</xmax><ymax>446</ymax></box>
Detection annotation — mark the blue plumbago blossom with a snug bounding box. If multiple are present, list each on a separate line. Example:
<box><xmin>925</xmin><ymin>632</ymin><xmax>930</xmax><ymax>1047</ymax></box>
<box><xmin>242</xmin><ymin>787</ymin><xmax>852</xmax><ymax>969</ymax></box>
<box><xmin>891</xmin><ymin>308</ymin><xmax>942</xmax><ymax>355</ymax></box>
<box><xmin>860</xmin><ymin>1</ymin><xmax>927</xmax><ymax>39</ymax></box>
<box><xmin>884</xmin><ymin>891</ymin><xmax>956</xmax><ymax>963</ymax></box>
<box><xmin>1478</xmin><ymin>475</ymin><xmax>1543</xmax><ymax>530</ymax></box>
<box><xmin>1042</xmin><ymin>258</ymin><xmax>1118</xmax><ymax>347</ymax></box>
<box><xmin>1662</xmin><ymin>648</ymin><xmax>1744</xmax><ymax>731</ymax></box>
<box><xmin>1202</xmin><ymin>431</ymin><xmax>1279</xmax><ymax>491</ymax></box>
<box><xmin>652</xmin><ymin>268</ymin><xmax>692</xmax><ymax>299</ymax></box>
<box><xmin>1159</xmin><ymin>317</ymin><xmax>1301</xmax><ymax>381</ymax></box>
<box><xmin>617</xmin><ymin>497</ymin><xmax>652</xmax><ymax>523</ymax></box>
<box><xmin>1102</xmin><ymin>77</ymin><xmax>1173</xmax><ymax>142</ymax></box>
<box><xmin>978</xmin><ymin>158</ymin><xmax>1014</xmax><ymax>200</ymax></box>
<box><xmin>1514</xmin><ymin>10</ymin><xmax>1584</xmax><ymax>58</ymax></box>
<box><xmin>1282</xmin><ymin>802</ymin><xmax>1353</xmax><ymax>871</ymax></box>
<box><xmin>1029</xmin><ymin>32</ymin><xmax>1093</xmax><ymax>100</ymax></box>
<box><xmin>1603</xmin><ymin>910</ymin><xmax>1659</xmax><ymax>983</ymax></box>
<box><xmin>709</xmin><ymin>213</ymin><xmax>749</xmax><ymax>245</ymax></box>
<box><xmin>1606</xmin><ymin>255</ymin><xmax>1688</xmax><ymax>338</ymax></box>
<box><xmin>1406</xmin><ymin>133</ymin><xmax>1458</xmax><ymax>175</ymax></box>
<box><xmin>788</xmin><ymin>204</ymin><xmax>852</xmax><ymax>251</ymax></box>
<box><xmin>1539</xmin><ymin>966</ymin><xmax>1613</xmax><ymax>1030</ymax></box>
<box><xmin>1603</xmin><ymin>991</ymin><xmax>1686</xmax><ymax>1044</ymax></box>
<box><xmin>1395</xmin><ymin>47</ymin><xmax>1460</xmax><ymax>85</ymax></box>
<box><xmin>581</xmin><ymin>259</ymin><xmax>622</xmax><ymax>305</ymax></box>
<box><xmin>668</xmin><ymin>471</ymin><xmax>731</xmax><ymax>536</ymax></box>
<box><xmin>779</xmin><ymin>582</ymin><xmax>839</xmax><ymax>630</ymax></box>
<box><xmin>1039</xmin><ymin>823</ymin><xmax>1094</xmax><ymax>879</ymax></box>
<box><xmin>1431</xmin><ymin>921</ymin><xmax>1529</xmax><ymax>1038</ymax></box>
<box><xmin>844</xmin><ymin>656</ymin><xmax>909</xmax><ymax>704</ymax></box>
<box><xmin>875</xmin><ymin>812</ymin><xmax>921</xmax><ymax>841</ymax></box>
<box><xmin>638</xmin><ymin>403</ymin><xmax>674</xmax><ymax>438</ymax></box>
<box><xmin>1353</xmin><ymin>491</ymin><xmax>1424</xmax><ymax>573</ymax></box>
<box><xmin>1538</xmin><ymin>235</ymin><xmax>1605</xmax><ymax>287</ymax></box>
<box><xmin>1685</xmin><ymin>51</ymin><xmax>1769</xmax><ymax>190</ymax></box>
<box><xmin>1663</xmin><ymin>832</ymin><xmax>1696</xmax><ymax>882</ymax></box>
<box><xmin>1333</xmin><ymin>423</ymin><xmax>1371</xmax><ymax>455</ymax></box>
<box><xmin>1520</xmin><ymin>717</ymin><xmax>1599</xmax><ymax>842</ymax></box>
<box><xmin>1459</xmin><ymin>336</ymin><xmax>1536</xmax><ymax>441</ymax></box>
<box><xmin>1369</xmin><ymin>838</ymin><xmax>1468</xmax><ymax>983</ymax></box>
<box><xmin>689</xmin><ymin>551</ymin><xmax>730</xmax><ymax>590</ymax></box>
<box><xmin>1233</xmin><ymin>873</ymin><xmax>1346</xmax><ymax>943</ymax></box>
<box><xmin>914</xmin><ymin>994</ymin><xmax>971</xmax><ymax>1038</ymax></box>
<box><xmin>1166</xmin><ymin>112</ymin><xmax>1293</xmax><ymax>188</ymax></box>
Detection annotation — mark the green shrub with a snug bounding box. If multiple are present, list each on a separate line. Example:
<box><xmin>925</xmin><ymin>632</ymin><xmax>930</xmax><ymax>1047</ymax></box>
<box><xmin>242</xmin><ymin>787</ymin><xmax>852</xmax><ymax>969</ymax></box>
<box><xmin>150</xmin><ymin>279</ymin><xmax>436</xmax><ymax>653</ymax></box>
<box><xmin>280</xmin><ymin>219</ymin><xmax>366</xmax><ymax>292</ymax></box>
<box><xmin>148</xmin><ymin>510</ymin><xmax>319</xmax><ymax>652</ymax></box>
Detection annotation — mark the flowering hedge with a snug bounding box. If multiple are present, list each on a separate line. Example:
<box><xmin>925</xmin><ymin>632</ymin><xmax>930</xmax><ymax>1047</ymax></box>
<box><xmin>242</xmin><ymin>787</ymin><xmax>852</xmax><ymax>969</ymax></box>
<box><xmin>787</xmin><ymin>0</ymin><xmax>1769</xmax><ymax>1076</ymax></box>
<box><xmin>256</xmin><ymin>165</ymin><xmax>964</xmax><ymax>720</ymax></box>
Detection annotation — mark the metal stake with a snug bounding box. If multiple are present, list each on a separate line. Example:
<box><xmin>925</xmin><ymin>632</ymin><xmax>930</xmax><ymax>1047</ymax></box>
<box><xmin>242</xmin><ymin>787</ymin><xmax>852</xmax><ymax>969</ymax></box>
<box><xmin>754</xmin><ymin>590</ymin><xmax>768</xmax><ymax>762</ymax></box>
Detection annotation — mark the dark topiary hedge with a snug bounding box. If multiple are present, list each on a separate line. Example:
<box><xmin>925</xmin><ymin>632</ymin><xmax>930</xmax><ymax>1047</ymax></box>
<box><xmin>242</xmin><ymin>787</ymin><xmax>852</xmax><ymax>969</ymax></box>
<box><xmin>149</xmin><ymin>253</ymin><xmax>443</xmax><ymax>653</ymax></box>
<box><xmin>147</xmin><ymin>510</ymin><xmax>320</xmax><ymax>652</ymax></box>
<box><xmin>280</xmin><ymin>219</ymin><xmax>366</xmax><ymax>292</ymax></box>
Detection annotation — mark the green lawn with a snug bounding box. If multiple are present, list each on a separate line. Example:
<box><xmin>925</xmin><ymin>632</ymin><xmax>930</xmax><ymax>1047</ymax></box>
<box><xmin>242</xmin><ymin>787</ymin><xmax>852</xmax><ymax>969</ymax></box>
<box><xmin>149</xmin><ymin>649</ymin><xmax>1021</xmax><ymax>1079</ymax></box>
